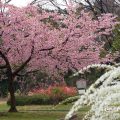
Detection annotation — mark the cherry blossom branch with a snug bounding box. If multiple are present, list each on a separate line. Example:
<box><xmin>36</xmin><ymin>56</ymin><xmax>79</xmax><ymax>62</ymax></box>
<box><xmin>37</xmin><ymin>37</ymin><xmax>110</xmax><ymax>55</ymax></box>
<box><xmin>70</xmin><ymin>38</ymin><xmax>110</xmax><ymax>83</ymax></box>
<box><xmin>39</xmin><ymin>46</ymin><xmax>55</xmax><ymax>51</ymax></box>
<box><xmin>16</xmin><ymin>70</ymin><xmax>39</xmax><ymax>77</ymax></box>
<box><xmin>12</xmin><ymin>45</ymin><xmax>34</xmax><ymax>77</ymax></box>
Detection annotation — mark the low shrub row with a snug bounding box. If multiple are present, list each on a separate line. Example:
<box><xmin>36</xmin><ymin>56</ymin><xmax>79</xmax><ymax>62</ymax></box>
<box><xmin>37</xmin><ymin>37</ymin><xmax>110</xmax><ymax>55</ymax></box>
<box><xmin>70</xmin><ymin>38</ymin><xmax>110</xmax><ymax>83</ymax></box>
<box><xmin>7</xmin><ymin>94</ymin><xmax>64</xmax><ymax>106</ymax></box>
<box><xmin>7</xmin><ymin>86</ymin><xmax>78</xmax><ymax>106</ymax></box>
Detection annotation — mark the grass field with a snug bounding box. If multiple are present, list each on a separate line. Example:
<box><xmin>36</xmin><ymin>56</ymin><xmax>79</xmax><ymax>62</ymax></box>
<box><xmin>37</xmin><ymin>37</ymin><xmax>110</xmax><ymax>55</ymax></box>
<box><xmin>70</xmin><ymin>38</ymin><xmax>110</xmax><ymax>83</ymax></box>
<box><xmin>0</xmin><ymin>102</ymin><xmax>88</xmax><ymax>120</ymax></box>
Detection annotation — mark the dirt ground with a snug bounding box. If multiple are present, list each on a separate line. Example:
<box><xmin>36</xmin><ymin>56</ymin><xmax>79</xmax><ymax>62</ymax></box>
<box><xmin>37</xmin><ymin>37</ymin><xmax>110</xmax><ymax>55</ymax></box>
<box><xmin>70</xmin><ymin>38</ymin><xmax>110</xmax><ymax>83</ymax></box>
<box><xmin>0</xmin><ymin>98</ymin><xmax>7</xmax><ymax>104</ymax></box>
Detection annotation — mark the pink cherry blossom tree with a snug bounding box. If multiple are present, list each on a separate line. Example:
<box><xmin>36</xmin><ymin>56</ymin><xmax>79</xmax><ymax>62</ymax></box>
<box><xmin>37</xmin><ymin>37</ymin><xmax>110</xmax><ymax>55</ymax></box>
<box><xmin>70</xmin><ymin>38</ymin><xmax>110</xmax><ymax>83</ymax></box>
<box><xmin>0</xmin><ymin>1</ymin><xmax>117</xmax><ymax>112</ymax></box>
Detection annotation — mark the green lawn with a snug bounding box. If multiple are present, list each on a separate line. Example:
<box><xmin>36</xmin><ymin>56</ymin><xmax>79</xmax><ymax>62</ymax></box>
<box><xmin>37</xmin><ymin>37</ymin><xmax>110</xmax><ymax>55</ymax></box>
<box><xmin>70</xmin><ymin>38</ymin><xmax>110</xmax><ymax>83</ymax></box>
<box><xmin>0</xmin><ymin>102</ymin><xmax>120</xmax><ymax>120</ymax></box>
<box><xmin>0</xmin><ymin>102</ymin><xmax>88</xmax><ymax>120</ymax></box>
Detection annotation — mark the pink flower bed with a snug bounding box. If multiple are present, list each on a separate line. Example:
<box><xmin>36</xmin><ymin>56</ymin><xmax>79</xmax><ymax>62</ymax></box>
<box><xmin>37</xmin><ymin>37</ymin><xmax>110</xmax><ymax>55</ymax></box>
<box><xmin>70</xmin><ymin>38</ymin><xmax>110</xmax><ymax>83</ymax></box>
<box><xmin>29</xmin><ymin>85</ymin><xmax>77</xmax><ymax>98</ymax></box>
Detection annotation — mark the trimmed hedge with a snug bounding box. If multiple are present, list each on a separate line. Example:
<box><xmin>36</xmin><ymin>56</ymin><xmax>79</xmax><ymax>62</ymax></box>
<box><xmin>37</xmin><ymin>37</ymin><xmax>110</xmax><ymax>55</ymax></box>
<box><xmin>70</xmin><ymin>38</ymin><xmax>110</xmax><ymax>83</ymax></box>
<box><xmin>7</xmin><ymin>86</ymin><xmax>77</xmax><ymax>106</ymax></box>
<box><xmin>7</xmin><ymin>95</ymin><xmax>67</xmax><ymax>106</ymax></box>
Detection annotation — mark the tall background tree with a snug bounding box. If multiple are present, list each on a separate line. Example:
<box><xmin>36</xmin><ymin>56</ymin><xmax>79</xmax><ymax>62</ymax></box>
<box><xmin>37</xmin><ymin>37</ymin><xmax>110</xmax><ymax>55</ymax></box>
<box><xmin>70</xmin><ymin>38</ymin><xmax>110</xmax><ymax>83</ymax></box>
<box><xmin>31</xmin><ymin>0</ymin><xmax>120</xmax><ymax>84</ymax></box>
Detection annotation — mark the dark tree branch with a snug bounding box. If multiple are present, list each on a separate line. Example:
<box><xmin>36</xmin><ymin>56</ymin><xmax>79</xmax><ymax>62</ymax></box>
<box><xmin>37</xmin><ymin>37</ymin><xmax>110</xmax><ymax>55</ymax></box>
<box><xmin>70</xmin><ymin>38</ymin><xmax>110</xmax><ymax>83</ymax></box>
<box><xmin>62</xmin><ymin>37</ymin><xmax>69</xmax><ymax>46</ymax></box>
<box><xmin>85</xmin><ymin>0</ymin><xmax>98</xmax><ymax>18</ymax></box>
<box><xmin>0</xmin><ymin>51</ymin><xmax>10</xmax><ymax>67</ymax></box>
<box><xmin>49</xmin><ymin>0</ymin><xmax>66</xmax><ymax>13</ymax></box>
<box><xmin>30</xmin><ymin>0</ymin><xmax>38</xmax><ymax>5</ymax></box>
<box><xmin>13</xmin><ymin>44</ymin><xmax>54</xmax><ymax>76</ymax></box>
<box><xmin>30</xmin><ymin>0</ymin><xmax>49</xmax><ymax>6</ymax></box>
<box><xmin>39</xmin><ymin>46</ymin><xmax>55</xmax><ymax>51</ymax></box>
<box><xmin>0</xmin><ymin>50</ymin><xmax>13</xmax><ymax>78</ymax></box>
<box><xmin>13</xmin><ymin>56</ymin><xmax>32</xmax><ymax>77</ymax></box>
<box><xmin>5</xmin><ymin>0</ymin><xmax>12</xmax><ymax>4</ymax></box>
<box><xmin>13</xmin><ymin>45</ymin><xmax>34</xmax><ymax>77</ymax></box>
<box><xmin>16</xmin><ymin>70</ymin><xmax>39</xmax><ymax>77</ymax></box>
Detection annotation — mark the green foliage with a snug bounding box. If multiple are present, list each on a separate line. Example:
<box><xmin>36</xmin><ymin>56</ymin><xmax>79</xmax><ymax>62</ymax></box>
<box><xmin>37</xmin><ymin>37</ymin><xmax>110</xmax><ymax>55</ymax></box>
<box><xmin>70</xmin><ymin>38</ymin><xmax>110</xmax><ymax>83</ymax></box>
<box><xmin>7</xmin><ymin>95</ymin><xmax>50</xmax><ymax>106</ymax></box>
<box><xmin>51</xmin><ymin>87</ymin><xmax>62</xmax><ymax>95</ymax></box>
<box><xmin>57</xmin><ymin>96</ymin><xmax>79</xmax><ymax>106</ymax></box>
<box><xmin>65</xmin><ymin>68</ymin><xmax>105</xmax><ymax>88</ymax></box>
<box><xmin>0</xmin><ymin>103</ymin><xmax>89</xmax><ymax>120</ymax></box>
<box><xmin>64</xmin><ymin>70</ymin><xmax>76</xmax><ymax>86</ymax></box>
<box><xmin>99</xmin><ymin>49</ymin><xmax>108</xmax><ymax>58</ymax></box>
<box><xmin>0</xmin><ymin>79</ymin><xmax>8</xmax><ymax>97</ymax></box>
<box><xmin>112</xmin><ymin>24</ymin><xmax>120</xmax><ymax>52</ymax></box>
<box><xmin>15</xmin><ymin>70</ymin><xmax>51</xmax><ymax>95</ymax></box>
<box><xmin>0</xmin><ymin>72</ymin><xmax>19</xmax><ymax>97</ymax></box>
<box><xmin>7</xmin><ymin>94</ymin><xmax>74</xmax><ymax>106</ymax></box>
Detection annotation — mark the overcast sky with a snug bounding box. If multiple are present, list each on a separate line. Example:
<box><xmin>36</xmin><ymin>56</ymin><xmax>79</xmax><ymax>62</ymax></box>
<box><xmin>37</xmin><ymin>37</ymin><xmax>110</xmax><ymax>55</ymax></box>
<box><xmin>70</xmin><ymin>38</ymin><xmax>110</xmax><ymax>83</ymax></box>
<box><xmin>9</xmin><ymin>0</ymin><xmax>33</xmax><ymax>7</ymax></box>
<box><xmin>9</xmin><ymin>0</ymin><xmax>86</xmax><ymax>8</ymax></box>
<box><xmin>9</xmin><ymin>0</ymin><xmax>71</xmax><ymax>9</ymax></box>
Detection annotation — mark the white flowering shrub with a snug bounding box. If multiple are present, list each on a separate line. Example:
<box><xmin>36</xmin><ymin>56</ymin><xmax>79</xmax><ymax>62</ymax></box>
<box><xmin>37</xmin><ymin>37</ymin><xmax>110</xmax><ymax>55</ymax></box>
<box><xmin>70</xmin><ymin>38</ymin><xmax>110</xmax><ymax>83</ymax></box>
<box><xmin>65</xmin><ymin>64</ymin><xmax>120</xmax><ymax>120</ymax></box>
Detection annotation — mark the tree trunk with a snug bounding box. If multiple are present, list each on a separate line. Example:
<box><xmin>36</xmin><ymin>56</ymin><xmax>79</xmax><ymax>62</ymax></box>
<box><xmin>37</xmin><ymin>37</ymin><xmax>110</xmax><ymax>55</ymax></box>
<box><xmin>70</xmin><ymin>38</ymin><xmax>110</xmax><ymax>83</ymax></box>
<box><xmin>0</xmin><ymin>51</ymin><xmax>17</xmax><ymax>112</ymax></box>
<box><xmin>7</xmin><ymin>73</ymin><xmax>17</xmax><ymax>112</ymax></box>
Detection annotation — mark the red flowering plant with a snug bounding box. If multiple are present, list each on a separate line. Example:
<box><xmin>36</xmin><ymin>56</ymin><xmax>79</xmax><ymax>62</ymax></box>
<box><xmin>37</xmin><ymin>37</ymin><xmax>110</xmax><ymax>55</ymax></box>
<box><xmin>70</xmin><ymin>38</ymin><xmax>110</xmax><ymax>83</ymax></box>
<box><xmin>29</xmin><ymin>85</ymin><xmax>78</xmax><ymax>104</ymax></box>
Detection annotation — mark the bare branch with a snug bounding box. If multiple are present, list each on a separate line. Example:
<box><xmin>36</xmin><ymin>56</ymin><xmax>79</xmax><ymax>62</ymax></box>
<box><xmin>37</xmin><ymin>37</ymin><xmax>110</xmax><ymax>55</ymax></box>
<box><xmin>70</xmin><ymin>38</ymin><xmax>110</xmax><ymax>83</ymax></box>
<box><xmin>115</xmin><ymin>0</ymin><xmax>120</xmax><ymax>5</ymax></box>
<box><xmin>5</xmin><ymin>0</ymin><xmax>12</xmax><ymax>4</ymax></box>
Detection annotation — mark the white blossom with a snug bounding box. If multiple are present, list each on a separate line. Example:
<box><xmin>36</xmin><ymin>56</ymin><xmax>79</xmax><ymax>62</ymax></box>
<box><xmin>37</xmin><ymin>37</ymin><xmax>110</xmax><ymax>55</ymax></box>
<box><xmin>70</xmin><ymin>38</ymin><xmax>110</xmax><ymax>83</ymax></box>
<box><xmin>65</xmin><ymin>64</ymin><xmax>120</xmax><ymax>120</ymax></box>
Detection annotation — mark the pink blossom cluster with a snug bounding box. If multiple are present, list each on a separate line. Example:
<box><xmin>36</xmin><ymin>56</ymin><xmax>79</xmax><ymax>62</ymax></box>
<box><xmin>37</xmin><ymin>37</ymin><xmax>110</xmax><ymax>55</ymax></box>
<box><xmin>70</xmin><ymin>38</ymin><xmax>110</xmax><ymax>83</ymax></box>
<box><xmin>29</xmin><ymin>85</ymin><xmax>77</xmax><ymax>97</ymax></box>
<box><xmin>0</xmin><ymin>2</ymin><xmax>117</xmax><ymax>80</ymax></box>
